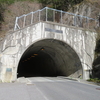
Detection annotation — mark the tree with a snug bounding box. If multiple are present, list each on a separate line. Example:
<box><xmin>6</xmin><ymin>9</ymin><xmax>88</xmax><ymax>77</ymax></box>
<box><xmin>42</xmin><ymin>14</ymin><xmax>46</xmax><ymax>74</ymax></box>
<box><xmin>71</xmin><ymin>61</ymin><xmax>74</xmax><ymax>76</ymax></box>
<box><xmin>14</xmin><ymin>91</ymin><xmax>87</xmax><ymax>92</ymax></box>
<box><xmin>38</xmin><ymin>0</ymin><xmax>83</xmax><ymax>11</ymax></box>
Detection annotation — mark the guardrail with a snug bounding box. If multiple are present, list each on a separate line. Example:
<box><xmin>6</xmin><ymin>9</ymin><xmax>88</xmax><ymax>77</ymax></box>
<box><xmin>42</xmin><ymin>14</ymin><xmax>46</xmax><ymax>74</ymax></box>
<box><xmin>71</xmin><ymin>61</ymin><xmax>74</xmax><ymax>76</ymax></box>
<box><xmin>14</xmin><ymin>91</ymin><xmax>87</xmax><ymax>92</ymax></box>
<box><xmin>14</xmin><ymin>7</ymin><xmax>98</xmax><ymax>31</ymax></box>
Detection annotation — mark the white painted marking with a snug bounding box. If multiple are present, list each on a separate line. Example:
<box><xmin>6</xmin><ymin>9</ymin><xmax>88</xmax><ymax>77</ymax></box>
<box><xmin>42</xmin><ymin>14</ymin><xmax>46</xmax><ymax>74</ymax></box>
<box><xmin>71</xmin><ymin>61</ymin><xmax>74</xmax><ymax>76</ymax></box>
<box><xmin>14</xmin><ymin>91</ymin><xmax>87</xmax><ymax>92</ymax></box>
<box><xmin>36</xmin><ymin>87</ymin><xmax>49</xmax><ymax>100</ymax></box>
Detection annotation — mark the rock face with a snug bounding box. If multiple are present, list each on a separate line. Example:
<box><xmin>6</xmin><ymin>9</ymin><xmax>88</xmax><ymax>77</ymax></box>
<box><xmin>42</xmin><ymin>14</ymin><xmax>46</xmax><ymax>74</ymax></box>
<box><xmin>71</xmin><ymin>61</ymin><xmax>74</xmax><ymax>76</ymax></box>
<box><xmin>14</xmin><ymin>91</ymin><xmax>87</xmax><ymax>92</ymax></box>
<box><xmin>69</xmin><ymin>0</ymin><xmax>100</xmax><ymax>30</ymax></box>
<box><xmin>69</xmin><ymin>0</ymin><xmax>100</xmax><ymax>79</ymax></box>
<box><xmin>70</xmin><ymin>0</ymin><xmax>100</xmax><ymax>17</ymax></box>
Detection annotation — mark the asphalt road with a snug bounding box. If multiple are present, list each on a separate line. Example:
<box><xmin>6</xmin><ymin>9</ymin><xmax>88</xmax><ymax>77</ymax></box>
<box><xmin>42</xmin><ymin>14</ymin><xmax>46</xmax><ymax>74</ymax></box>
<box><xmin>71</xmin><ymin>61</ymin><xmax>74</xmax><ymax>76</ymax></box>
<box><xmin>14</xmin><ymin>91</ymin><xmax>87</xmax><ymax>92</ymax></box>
<box><xmin>0</xmin><ymin>77</ymin><xmax>100</xmax><ymax>100</ymax></box>
<box><xmin>28</xmin><ymin>77</ymin><xmax>100</xmax><ymax>100</ymax></box>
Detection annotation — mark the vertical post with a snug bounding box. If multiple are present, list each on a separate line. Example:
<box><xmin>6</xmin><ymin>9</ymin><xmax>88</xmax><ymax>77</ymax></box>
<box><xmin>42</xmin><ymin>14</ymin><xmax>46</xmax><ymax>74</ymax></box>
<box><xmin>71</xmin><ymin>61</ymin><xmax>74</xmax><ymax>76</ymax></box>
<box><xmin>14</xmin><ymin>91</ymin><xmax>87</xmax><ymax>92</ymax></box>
<box><xmin>46</xmin><ymin>7</ymin><xmax>48</xmax><ymax>21</ymax></box>
<box><xmin>95</xmin><ymin>17</ymin><xmax>99</xmax><ymax>28</ymax></box>
<box><xmin>39</xmin><ymin>10</ymin><xmax>41</xmax><ymax>21</ymax></box>
<box><xmin>61</xmin><ymin>10</ymin><xmax>62</xmax><ymax>24</ymax></box>
<box><xmin>86</xmin><ymin>17</ymin><xmax>88</xmax><ymax>28</ymax></box>
<box><xmin>80</xmin><ymin>16</ymin><xmax>82</xmax><ymax>27</ymax></box>
<box><xmin>23</xmin><ymin>15</ymin><xmax>26</xmax><ymax>27</ymax></box>
<box><xmin>14</xmin><ymin>17</ymin><xmax>18</xmax><ymax>31</ymax></box>
<box><xmin>98</xmin><ymin>15</ymin><xmax>100</xmax><ymax>27</ymax></box>
<box><xmin>53</xmin><ymin>9</ymin><xmax>55</xmax><ymax>22</ymax></box>
<box><xmin>96</xmin><ymin>19</ymin><xmax>99</xmax><ymax>28</ymax></box>
<box><xmin>31</xmin><ymin>12</ymin><xmax>33</xmax><ymax>24</ymax></box>
<box><xmin>74</xmin><ymin>15</ymin><xmax>76</xmax><ymax>26</ymax></box>
<box><xmin>94</xmin><ymin>17</ymin><xmax>96</xmax><ymax>28</ymax></box>
<box><xmin>87</xmin><ymin>17</ymin><xmax>89</xmax><ymax>29</ymax></box>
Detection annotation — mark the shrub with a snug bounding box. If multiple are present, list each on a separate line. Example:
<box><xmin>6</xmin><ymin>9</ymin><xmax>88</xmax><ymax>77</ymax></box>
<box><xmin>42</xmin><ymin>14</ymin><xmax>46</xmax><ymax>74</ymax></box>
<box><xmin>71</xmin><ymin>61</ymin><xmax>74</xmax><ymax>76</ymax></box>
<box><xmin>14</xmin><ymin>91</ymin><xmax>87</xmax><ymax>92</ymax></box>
<box><xmin>87</xmin><ymin>78</ymin><xmax>100</xmax><ymax>83</ymax></box>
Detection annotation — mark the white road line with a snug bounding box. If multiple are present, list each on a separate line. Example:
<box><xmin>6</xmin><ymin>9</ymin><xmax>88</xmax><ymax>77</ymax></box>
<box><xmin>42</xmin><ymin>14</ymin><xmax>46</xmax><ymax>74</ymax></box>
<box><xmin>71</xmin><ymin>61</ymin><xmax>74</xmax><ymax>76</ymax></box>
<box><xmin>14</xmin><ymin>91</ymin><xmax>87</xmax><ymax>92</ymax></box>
<box><xmin>36</xmin><ymin>86</ymin><xmax>49</xmax><ymax>100</ymax></box>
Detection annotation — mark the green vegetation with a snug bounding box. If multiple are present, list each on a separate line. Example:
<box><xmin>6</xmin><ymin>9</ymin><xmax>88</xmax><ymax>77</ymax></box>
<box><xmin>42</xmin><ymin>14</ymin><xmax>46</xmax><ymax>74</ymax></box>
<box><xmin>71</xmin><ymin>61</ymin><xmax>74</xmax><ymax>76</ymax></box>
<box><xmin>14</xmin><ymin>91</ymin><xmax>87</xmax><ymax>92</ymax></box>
<box><xmin>0</xmin><ymin>0</ymin><xmax>84</xmax><ymax>12</ymax></box>
<box><xmin>0</xmin><ymin>0</ymin><xmax>83</xmax><ymax>9</ymax></box>
<box><xmin>87</xmin><ymin>78</ymin><xmax>100</xmax><ymax>83</ymax></box>
<box><xmin>38</xmin><ymin>0</ymin><xmax>84</xmax><ymax>11</ymax></box>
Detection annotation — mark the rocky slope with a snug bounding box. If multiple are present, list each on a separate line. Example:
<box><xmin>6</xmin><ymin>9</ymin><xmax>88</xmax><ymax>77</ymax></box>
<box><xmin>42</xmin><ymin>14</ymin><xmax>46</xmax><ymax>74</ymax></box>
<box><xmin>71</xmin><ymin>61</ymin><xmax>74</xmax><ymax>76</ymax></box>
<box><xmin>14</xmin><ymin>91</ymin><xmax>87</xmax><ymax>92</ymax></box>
<box><xmin>70</xmin><ymin>0</ymin><xmax>100</xmax><ymax>17</ymax></box>
<box><xmin>0</xmin><ymin>1</ymin><xmax>42</xmax><ymax>40</ymax></box>
<box><xmin>0</xmin><ymin>0</ymin><xmax>100</xmax><ymax>39</ymax></box>
<box><xmin>70</xmin><ymin>0</ymin><xmax>100</xmax><ymax>78</ymax></box>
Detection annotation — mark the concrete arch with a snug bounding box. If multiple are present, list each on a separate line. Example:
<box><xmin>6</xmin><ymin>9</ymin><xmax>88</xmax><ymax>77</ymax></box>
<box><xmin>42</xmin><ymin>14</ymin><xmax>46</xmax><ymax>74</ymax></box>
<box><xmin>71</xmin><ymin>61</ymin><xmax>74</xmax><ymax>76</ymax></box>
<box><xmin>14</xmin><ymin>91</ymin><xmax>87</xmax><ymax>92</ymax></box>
<box><xmin>0</xmin><ymin>21</ymin><xmax>96</xmax><ymax>82</ymax></box>
<box><xmin>17</xmin><ymin>39</ymin><xmax>83</xmax><ymax>78</ymax></box>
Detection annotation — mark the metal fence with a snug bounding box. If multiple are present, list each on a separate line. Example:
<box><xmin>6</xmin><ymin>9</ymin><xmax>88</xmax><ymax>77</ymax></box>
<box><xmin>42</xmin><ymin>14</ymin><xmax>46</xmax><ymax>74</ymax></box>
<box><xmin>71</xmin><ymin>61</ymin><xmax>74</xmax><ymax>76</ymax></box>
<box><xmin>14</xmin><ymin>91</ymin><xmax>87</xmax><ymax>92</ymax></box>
<box><xmin>14</xmin><ymin>7</ymin><xmax>98</xmax><ymax>31</ymax></box>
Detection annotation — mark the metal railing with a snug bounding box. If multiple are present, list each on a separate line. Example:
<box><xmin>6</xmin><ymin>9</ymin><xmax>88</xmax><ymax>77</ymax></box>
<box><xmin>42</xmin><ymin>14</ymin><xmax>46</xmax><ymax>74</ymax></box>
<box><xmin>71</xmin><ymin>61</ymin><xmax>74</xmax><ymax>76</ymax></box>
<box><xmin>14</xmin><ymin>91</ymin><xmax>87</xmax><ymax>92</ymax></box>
<box><xmin>14</xmin><ymin>7</ymin><xmax>98</xmax><ymax>31</ymax></box>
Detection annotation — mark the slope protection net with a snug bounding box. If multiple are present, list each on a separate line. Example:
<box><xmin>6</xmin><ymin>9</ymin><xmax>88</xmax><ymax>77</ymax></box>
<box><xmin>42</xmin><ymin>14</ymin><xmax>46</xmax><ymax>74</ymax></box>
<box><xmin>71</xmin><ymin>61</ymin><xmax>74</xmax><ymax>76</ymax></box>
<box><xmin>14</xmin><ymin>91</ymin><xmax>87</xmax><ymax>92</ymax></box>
<box><xmin>14</xmin><ymin>7</ymin><xmax>98</xmax><ymax>31</ymax></box>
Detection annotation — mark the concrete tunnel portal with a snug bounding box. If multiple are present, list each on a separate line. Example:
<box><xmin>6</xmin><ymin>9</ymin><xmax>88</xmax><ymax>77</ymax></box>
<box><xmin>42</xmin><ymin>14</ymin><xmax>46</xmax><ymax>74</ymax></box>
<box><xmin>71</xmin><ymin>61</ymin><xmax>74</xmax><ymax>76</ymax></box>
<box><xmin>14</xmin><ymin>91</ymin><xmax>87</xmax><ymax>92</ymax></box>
<box><xmin>17</xmin><ymin>39</ymin><xmax>83</xmax><ymax>78</ymax></box>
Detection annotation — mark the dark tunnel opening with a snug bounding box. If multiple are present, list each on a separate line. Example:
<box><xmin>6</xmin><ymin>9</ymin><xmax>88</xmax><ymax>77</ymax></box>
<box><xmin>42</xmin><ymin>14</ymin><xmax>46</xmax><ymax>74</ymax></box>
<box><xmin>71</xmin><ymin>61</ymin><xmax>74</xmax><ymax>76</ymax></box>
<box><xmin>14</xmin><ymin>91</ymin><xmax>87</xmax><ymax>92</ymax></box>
<box><xmin>18</xmin><ymin>52</ymin><xmax>58</xmax><ymax>77</ymax></box>
<box><xmin>17</xmin><ymin>39</ymin><xmax>83</xmax><ymax>78</ymax></box>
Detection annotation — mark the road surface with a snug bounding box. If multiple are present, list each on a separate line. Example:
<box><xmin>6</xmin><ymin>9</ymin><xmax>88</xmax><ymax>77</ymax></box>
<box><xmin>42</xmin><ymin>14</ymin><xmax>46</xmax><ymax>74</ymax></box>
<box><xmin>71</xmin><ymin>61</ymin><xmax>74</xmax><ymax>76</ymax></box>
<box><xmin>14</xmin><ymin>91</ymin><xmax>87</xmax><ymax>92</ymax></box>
<box><xmin>0</xmin><ymin>77</ymin><xmax>100</xmax><ymax>100</ymax></box>
<box><xmin>28</xmin><ymin>77</ymin><xmax>100</xmax><ymax>100</ymax></box>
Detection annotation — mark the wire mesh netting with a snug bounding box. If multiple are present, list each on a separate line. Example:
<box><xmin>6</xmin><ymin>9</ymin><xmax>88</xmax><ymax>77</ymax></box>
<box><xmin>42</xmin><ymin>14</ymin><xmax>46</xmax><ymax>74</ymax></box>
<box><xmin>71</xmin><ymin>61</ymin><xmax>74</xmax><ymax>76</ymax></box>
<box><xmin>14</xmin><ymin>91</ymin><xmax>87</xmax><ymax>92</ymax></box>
<box><xmin>33</xmin><ymin>11</ymin><xmax>40</xmax><ymax>23</ymax></box>
<box><xmin>17</xmin><ymin>16</ymin><xmax>24</xmax><ymax>29</ymax></box>
<box><xmin>25</xmin><ymin>13</ymin><xmax>32</xmax><ymax>26</ymax></box>
<box><xmin>88</xmin><ymin>19</ymin><xmax>96</xmax><ymax>29</ymax></box>
<box><xmin>75</xmin><ymin>16</ymin><xmax>83</xmax><ymax>27</ymax></box>
<box><xmin>62</xmin><ymin>13</ymin><xmax>74</xmax><ymax>26</ymax></box>
<box><xmin>47</xmin><ymin>9</ymin><xmax>54</xmax><ymax>22</ymax></box>
<box><xmin>14</xmin><ymin>7</ymin><xmax>97</xmax><ymax>31</ymax></box>
<box><xmin>40</xmin><ymin>9</ymin><xmax>46</xmax><ymax>21</ymax></box>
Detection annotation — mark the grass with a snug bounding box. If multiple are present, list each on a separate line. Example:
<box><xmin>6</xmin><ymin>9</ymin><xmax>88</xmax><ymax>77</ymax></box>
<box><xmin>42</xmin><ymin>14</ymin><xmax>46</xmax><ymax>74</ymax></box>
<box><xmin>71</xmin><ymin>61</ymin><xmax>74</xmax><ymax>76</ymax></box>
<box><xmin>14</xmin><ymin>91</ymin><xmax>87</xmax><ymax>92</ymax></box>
<box><xmin>87</xmin><ymin>78</ymin><xmax>100</xmax><ymax>83</ymax></box>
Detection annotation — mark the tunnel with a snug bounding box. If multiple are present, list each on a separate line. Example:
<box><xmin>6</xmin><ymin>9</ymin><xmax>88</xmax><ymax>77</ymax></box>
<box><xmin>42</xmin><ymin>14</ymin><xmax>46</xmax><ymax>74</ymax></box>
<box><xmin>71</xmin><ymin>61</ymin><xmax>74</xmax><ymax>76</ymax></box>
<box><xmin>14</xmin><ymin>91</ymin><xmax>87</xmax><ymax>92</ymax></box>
<box><xmin>17</xmin><ymin>39</ymin><xmax>83</xmax><ymax>78</ymax></box>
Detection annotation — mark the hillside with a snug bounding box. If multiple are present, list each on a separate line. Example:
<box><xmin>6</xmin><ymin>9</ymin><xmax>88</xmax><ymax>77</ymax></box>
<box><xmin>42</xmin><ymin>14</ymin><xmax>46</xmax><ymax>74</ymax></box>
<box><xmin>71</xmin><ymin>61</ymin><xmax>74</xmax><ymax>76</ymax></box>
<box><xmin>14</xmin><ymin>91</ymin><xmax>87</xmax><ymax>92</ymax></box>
<box><xmin>0</xmin><ymin>0</ymin><xmax>42</xmax><ymax>40</ymax></box>
<box><xmin>0</xmin><ymin>0</ymin><xmax>84</xmax><ymax>40</ymax></box>
<box><xmin>0</xmin><ymin>0</ymin><xmax>100</xmax><ymax>40</ymax></box>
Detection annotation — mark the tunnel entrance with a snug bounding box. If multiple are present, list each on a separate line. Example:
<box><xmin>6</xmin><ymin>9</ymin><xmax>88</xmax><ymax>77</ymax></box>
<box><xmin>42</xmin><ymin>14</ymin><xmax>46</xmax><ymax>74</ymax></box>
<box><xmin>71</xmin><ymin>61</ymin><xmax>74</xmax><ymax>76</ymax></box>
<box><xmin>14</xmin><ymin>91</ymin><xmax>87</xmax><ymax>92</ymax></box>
<box><xmin>17</xmin><ymin>39</ymin><xmax>83</xmax><ymax>78</ymax></box>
